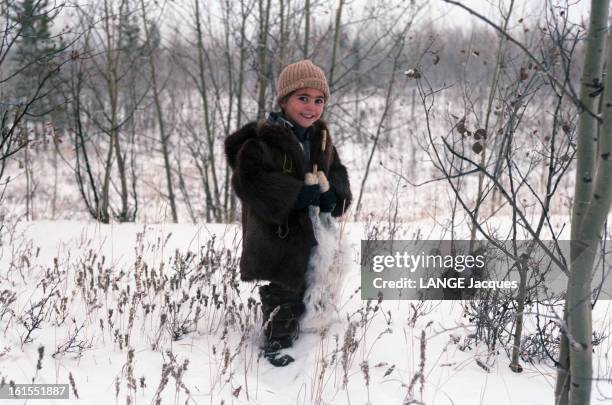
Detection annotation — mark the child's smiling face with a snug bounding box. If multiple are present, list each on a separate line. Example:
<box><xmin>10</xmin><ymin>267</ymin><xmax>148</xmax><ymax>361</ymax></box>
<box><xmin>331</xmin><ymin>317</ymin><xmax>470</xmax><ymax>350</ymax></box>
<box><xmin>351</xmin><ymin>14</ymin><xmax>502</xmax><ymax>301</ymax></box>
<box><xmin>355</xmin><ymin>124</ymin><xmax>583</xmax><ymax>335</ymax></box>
<box><xmin>280</xmin><ymin>88</ymin><xmax>326</xmax><ymax>128</ymax></box>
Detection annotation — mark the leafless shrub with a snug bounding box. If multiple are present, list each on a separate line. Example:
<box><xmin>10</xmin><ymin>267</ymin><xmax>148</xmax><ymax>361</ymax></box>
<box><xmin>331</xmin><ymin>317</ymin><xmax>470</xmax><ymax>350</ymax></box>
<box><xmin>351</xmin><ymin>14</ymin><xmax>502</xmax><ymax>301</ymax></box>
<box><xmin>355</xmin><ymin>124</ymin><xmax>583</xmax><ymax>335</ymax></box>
<box><xmin>19</xmin><ymin>295</ymin><xmax>52</xmax><ymax>345</ymax></box>
<box><xmin>52</xmin><ymin>321</ymin><xmax>92</xmax><ymax>358</ymax></box>
<box><xmin>150</xmin><ymin>352</ymin><xmax>191</xmax><ymax>405</ymax></box>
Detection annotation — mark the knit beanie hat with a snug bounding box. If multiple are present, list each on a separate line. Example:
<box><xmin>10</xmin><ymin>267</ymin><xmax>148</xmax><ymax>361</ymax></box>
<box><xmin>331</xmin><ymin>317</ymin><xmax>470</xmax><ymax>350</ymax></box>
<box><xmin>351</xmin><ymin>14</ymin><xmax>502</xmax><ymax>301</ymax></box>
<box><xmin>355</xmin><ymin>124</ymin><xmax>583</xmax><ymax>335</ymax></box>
<box><xmin>276</xmin><ymin>60</ymin><xmax>330</xmax><ymax>104</ymax></box>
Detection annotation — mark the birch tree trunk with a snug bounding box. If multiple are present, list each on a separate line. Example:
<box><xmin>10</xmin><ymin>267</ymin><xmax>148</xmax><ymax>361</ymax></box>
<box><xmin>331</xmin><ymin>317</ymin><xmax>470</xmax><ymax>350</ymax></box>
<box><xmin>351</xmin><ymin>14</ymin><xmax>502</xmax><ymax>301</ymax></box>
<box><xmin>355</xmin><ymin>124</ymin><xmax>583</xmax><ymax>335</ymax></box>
<box><xmin>256</xmin><ymin>0</ymin><xmax>271</xmax><ymax>119</ymax></box>
<box><xmin>303</xmin><ymin>0</ymin><xmax>310</xmax><ymax>58</ymax></box>
<box><xmin>555</xmin><ymin>1</ymin><xmax>611</xmax><ymax>404</ymax></box>
<box><xmin>278</xmin><ymin>0</ymin><xmax>287</xmax><ymax>72</ymax></box>
<box><xmin>103</xmin><ymin>0</ymin><xmax>130</xmax><ymax>222</ymax></box>
<box><xmin>328</xmin><ymin>0</ymin><xmax>344</xmax><ymax>88</ymax></box>
<box><xmin>222</xmin><ymin>0</ymin><xmax>235</xmax><ymax>222</ymax></box>
<box><xmin>98</xmin><ymin>0</ymin><xmax>120</xmax><ymax>223</ymax></box>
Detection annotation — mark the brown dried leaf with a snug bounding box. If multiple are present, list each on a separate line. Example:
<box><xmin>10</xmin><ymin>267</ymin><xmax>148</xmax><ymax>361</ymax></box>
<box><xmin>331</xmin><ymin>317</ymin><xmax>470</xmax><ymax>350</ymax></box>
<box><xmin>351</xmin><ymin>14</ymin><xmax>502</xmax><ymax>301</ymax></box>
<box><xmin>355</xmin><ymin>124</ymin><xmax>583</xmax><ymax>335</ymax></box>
<box><xmin>457</xmin><ymin>122</ymin><xmax>466</xmax><ymax>135</ymax></box>
<box><xmin>456</xmin><ymin>116</ymin><xmax>467</xmax><ymax>135</ymax></box>
<box><xmin>383</xmin><ymin>364</ymin><xmax>396</xmax><ymax>377</ymax></box>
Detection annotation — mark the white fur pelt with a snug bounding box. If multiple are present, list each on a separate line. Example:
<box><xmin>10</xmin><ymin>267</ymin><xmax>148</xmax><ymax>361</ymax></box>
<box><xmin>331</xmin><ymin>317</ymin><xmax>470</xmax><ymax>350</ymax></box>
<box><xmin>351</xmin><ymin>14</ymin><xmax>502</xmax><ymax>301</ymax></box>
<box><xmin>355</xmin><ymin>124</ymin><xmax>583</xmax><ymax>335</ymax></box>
<box><xmin>300</xmin><ymin>208</ymin><xmax>348</xmax><ymax>333</ymax></box>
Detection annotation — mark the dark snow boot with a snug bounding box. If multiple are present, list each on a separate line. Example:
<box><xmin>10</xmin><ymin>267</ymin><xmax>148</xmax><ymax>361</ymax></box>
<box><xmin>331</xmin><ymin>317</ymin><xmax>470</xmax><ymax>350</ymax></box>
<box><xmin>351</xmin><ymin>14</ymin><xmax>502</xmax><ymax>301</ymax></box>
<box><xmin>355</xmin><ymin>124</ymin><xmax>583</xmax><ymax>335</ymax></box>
<box><xmin>260</xmin><ymin>285</ymin><xmax>305</xmax><ymax>341</ymax></box>
<box><xmin>259</xmin><ymin>283</ymin><xmax>306</xmax><ymax>366</ymax></box>
<box><xmin>262</xmin><ymin>339</ymin><xmax>295</xmax><ymax>367</ymax></box>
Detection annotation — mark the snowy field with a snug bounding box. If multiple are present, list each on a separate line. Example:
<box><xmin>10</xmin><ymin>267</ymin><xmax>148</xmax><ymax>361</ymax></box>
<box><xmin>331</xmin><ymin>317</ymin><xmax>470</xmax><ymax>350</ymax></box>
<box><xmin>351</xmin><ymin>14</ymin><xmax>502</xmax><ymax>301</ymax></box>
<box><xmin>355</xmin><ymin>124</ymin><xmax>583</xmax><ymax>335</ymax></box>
<box><xmin>0</xmin><ymin>91</ymin><xmax>610</xmax><ymax>404</ymax></box>
<box><xmin>3</xmin><ymin>0</ymin><xmax>611</xmax><ymax>402</ymax></box>
<box><xmin>0</xmin><ymin>220</ymin><xmax>611</xmax><ymax>404</ymax></box>
<box><xmin>0</xmin><ymin>61</ymin><xmax>608</xmax><ymax>404</ymax></box>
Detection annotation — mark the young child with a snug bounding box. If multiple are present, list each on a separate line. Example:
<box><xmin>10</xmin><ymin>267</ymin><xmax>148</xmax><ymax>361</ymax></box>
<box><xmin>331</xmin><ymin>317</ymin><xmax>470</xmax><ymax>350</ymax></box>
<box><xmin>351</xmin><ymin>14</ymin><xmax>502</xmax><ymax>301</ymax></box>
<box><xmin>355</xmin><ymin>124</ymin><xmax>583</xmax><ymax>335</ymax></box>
<box><xmin>224</xmin><ymin>60</ymin><xmax>352</xmax><ymax>367</ymax></box>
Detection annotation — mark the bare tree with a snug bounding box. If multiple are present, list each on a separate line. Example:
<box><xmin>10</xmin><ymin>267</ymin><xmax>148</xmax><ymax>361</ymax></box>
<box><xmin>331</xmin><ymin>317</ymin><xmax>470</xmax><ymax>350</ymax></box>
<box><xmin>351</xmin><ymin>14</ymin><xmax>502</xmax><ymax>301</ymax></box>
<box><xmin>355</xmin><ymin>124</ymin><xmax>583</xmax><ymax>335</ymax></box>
<box><xmin>303</xmin><ymin>0</ymin><xmax>310</xmax><ymax>58</ymax></box>
<box><xmin>256</xmin><ymin>0</ymin><xmax>272</xmax><ymax>119</ymax></box>
<box><xmin>69</xmin><ymin>0</ymin><xmax>146</xmax><ymax>223</ymax></box>
<box><xmin>353</xmin><ymin>35</ymin><xmax>406</xmax><ymax>219</ymax></box>
<box><xmin>432</xmin><ymin>2</ymin><xmax>612</xmax><ymax>404</ymax></box>
<box><xmin>556</xmin><ymin>1</ymin><xmax>611</xmax><ymax>404</ymax></box>
<box><xmin>327</xmin><ymin>0</ymin><xmax>344</xmax><ymax>87</ymax></box>
<box><xmin>139</xmin><ymin>0</ymin><xmax>178</xmax><ymax>223</ymax></box>
<box><xmin>192</xmin><ymin>0</ymin><xmax>221</xmax><ymax>221</ymax></box>
<box><xmin>468</xmin><ymin>0</ymin><xmax>515</xmax><ymax>252</ymax></box>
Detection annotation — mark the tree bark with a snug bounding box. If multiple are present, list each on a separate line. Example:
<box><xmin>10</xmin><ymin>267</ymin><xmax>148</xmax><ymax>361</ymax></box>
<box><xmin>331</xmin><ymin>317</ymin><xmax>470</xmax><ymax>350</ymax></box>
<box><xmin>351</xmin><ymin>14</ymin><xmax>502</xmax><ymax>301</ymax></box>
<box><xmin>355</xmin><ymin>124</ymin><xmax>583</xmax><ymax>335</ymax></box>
<box><xmin>303</xmin><ymin>0</ymin><xmax>310</xmax><ymax>58</ymax></box>
<box><xmin>556</xmin><ymin>2</ymin><xmax>611</xmax><ymax>404</ymax></box>
<box><xmin>256</xmin><ymin>0</ymin><xmax>271</xmax><ymax>119</ymax></box>
<box><xmin>328</xmin><ymin>0</ymin><xmax>344</xmax><ymax>88</ymax></box>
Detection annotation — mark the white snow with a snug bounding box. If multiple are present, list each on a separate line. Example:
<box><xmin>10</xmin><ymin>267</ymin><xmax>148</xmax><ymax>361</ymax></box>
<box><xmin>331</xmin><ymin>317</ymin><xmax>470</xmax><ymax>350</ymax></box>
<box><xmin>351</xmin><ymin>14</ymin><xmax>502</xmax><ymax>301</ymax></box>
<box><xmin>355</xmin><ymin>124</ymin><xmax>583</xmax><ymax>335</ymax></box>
<box><xmin>1</xmin><ymin>220</ymin><xmax>610</xmax><ymax>404</ymax></box>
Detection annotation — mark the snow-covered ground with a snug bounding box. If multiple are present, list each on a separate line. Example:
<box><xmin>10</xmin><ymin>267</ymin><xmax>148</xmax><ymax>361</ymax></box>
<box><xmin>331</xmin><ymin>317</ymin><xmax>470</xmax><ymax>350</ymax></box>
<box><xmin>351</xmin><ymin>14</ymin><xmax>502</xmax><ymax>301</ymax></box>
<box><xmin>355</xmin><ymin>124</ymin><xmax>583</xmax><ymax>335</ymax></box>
<box><xmin>1</xmin><ymin>220</ymin><xmax>610</xmax><ymax>404</ymax></box>
<box><xmin>0</xmin><ymin>80</ymin><xmax>607</xmax><ymax>404</ymax></box>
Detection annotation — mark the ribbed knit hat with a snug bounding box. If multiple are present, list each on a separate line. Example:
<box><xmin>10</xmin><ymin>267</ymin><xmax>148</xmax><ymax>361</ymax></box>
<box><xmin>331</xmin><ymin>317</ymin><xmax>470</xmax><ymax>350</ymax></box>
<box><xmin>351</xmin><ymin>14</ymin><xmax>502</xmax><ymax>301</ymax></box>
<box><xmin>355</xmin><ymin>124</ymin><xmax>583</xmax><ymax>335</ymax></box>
<box><xmin>276</xmin><ymin>60</ymin><xmax>330</xmax><ymax>104</ymax></box>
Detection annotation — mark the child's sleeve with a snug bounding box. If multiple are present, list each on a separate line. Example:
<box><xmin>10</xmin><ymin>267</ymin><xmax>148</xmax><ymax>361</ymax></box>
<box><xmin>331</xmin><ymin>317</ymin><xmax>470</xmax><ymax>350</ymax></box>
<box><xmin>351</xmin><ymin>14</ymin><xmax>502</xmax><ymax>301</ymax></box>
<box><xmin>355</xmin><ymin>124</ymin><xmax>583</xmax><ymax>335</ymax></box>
<box><xmin>328</xmin><ymin>146</ymin><xmax>352</xmax><ymax>217</ymax></box>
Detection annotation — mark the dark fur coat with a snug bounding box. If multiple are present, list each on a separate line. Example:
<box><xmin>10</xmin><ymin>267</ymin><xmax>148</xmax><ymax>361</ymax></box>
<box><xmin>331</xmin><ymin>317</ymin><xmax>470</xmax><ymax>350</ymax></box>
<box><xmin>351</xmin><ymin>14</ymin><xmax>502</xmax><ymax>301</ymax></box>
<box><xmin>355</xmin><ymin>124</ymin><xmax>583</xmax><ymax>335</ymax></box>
<box><xmin>225</xmin><ymin>119</ymin><xmax>352</xmax><ymax>291</ymax></box>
